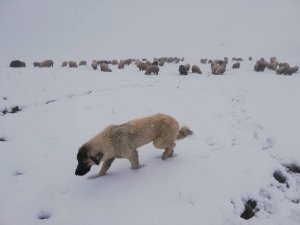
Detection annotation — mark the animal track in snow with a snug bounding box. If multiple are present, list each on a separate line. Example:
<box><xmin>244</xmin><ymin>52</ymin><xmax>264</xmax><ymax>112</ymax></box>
<box><xmin>262</xmin><ymin>137</ymin><xmax>275</xmax><ymax>150</ymax></box>
<box><xmin>204</xmin><ymin>137</ymin><xmax>224</xmax><ymax>151</ymax></box>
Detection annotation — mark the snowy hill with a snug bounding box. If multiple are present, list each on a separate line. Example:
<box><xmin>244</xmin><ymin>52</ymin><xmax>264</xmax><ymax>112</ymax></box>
<box><xmin>1</xmin><ymin>1</ymin><xmax>300</xmax><ymax>225</ymax></box>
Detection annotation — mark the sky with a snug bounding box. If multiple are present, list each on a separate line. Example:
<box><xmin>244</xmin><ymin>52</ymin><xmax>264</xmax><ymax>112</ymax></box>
<box><xmin>0</xmin><ymin>0</ymin><xmax>300</xmax><ymax>63</ymax></box>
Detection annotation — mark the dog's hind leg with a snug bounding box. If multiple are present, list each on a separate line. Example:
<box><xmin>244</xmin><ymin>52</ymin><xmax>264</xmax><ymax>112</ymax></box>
<box><xmin>128</xmin><ymin>149</ymin><xmax>140</xmax><ymax>169</ymax></box>
<box><xmin>162</xmin><ymin>143</ymin><xmax>176</xmax><ymax>160</ymax></box>
<box><xmin>99</xmin><ymin>158</ymin><xmax>115</xmax><ymax>176</ymax></box>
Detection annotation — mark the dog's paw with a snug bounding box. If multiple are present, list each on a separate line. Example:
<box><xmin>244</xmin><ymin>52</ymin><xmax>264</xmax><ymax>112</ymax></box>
<box><xmin>88</xmin><ymin>174</ymin><xmax>101</xmax><ymax>179</ymax></box>
<box><xmin>131</xmin><ymin>164</ymin><xmax>146</xmax><ymax>170</ymax></box>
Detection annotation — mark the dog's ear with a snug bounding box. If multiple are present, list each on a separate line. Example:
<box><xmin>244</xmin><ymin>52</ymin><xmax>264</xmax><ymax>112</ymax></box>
<box><xmin>90</xmin><ymin>153</ymin><xmax>103</xmax><ymax>165</ymax></box>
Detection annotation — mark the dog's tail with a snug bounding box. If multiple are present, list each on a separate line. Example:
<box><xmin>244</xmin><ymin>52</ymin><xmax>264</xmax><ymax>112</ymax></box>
<box><xmin>177</xmin><ymin>126</ymin><xmax>193</xmax><ymax>140</ymax></box>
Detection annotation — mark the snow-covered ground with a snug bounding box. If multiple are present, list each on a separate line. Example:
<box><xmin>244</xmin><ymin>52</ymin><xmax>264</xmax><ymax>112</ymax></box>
<box><xmin>1</xmin><ymin>61</ymin><xmax>300</xmax><ymax>225</ymax></box>
<box><xmin>1</xmin><ymin>0</ymin><xmax>300</xmax><ymax>225</ymax></box>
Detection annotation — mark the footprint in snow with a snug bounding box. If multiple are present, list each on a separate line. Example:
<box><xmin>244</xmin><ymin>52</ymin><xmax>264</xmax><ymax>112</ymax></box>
<box><xmin>37</xmin><ymin>211</ymin><xmax>52</xmax><ymax>220</ymax></box>
<box><xmin>262</xmin><ymin>137</ymin><xmax>274</xmax><ymax>150</ymax></box>
<box><xmin>231</xmin><ymin>137</ymin><xmax>240</xmax><ymax>146</ymax></box>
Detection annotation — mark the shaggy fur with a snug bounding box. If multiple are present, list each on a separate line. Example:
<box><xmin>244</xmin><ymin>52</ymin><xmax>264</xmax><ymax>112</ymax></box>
<box><xmin>39</xmin><ymin>60</ymin><xmax>54</xmax><ymax>67</ymax></box>
<box><xmin>112</xmin><ymin>60</ymin><xmax>118</xmax><ymax>65</ymax></box>
<box><xmin>152</xmin><ymin>61</ymin><xmax>159</xmax><ymax>66</ymax></box>
<box><xmin>276</xmin><ymin>63</ymin><xmax>297</xmax><ymax>75</ymax></box>
<box><xmin>213</xmin><ymin>60</ymin><xmax>225</xmax><ymax>66</ymax></box>
<box><xmin>224</xmin><ymin>57</ymin><xmax>228</xmax><ymax>64</ymax></box>
<box><xmin>200</xmin><ymin>59</ymin><xmax>208</xmax><ymax>64</ymax></box>
<box><xmin>232</xmin><ymin>62</ymin><xmax>240</xmax><ymax>69</ymax></box>
<box><xmin>267</xmin><ymin>61</ymin><xmax>278</xmax><ymax>71</ymax></box>
<box><xmin>174</xmin><ymin>58</ymin><xmax>180</xmax><ymax>64</ymax></box>
<box><xmin>145</xmin><ymin>65</ymin><xmax>159</xmax><ymax>75</ymax></box>
<box><xmin>179</xmin><ymin>65</ymin><xmax>188</xmax><ymax>75</ymax></box>
<box><xmin>91</xmin><ymin>60</ymin><xmax>98</xmax><ymax>70</ymax></box>
<box><xmin>68</xmin><ymin>61</ymin><xmax>78</xmax><ymax>68</ymax></box>
<box><xmin>118</xmin><ymin>61</ymin><xmax>125</xmax><ymax>69</ymax></box>
<box><xmin>100</xmin><ymin>63</ymin><xmax>112</xmax><ymax>72</ymax></box>
<box><xmin>10</xmin><ymin>60</ymin><xmax>26</xmax><ymax>68</ymax></box>
<box><xmin>61</xmin><ymin>61</ymin><xmax>68</xmax><ymax>67</ymax></box>
<box><xmin>123</xmin><ymin>59</ymin><xmax>132</xmax><ymax>65</ymax></box>
<box><xmin>191</xmin><ymin>65</ymin><xmax>202</xmax><ymax>74</ymax></box>
<box><xmin>79</xmin><ymin>60</ymin><xmax>87</xmax><ymax>66</ymax></box>
<box><xmin>232</xmin><ymin>57</ymin><xmax>243</xmax><ymax>62</ymax></box>
<box><xmin>254</xmin><ymin>58</ymin><xmax>267</xmax><ymax>72</ymax></box>
<box><xmin>138</xmin><ymin>63</ymin><xmax>148</xmax><ymax>71</ymax></box>
<box><xmin>288</xmin><ymin>66</ymin><xmax>299</xmax><ymax>75</ymax></box>
<box><xmin>184</xmin><ymin>64</ymin><xmax>190</xmax><ymax>72</ymax></box>
<box><xmin>159</xmin><ymin>60</ymin><xmax>165</xmax><ymax>66</ymax></box>
<box><xmin>33</xmin><ymin>62</ymin><xmax>40</xmax><ymax>67</ymax></box>
<box><xmin>211</xmin><ymin>63</ymin><xmax>226</xmax><ymax>75</ymax></box>
<box><xmin>270</xmin><ymin>57</ymin><xmax>277</xmax><ymax>63</ymax></box>
<box><xmin>75</xmin><ymin>114</ymin><xmax>193</xmax><ymax>178</ymax></box>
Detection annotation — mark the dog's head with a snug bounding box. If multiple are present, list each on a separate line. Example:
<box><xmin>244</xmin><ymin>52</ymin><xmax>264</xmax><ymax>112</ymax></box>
<box><xmin>75</xmin><ymin>145</ymin><xmax>103</xmax><ymax>176</ymax></box>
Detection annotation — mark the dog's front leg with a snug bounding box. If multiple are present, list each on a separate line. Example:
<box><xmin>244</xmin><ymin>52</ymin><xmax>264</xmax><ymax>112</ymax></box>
<box><xmin>99</xmin><ymin>158</ymin><xmax>115</xmax><ymax>176</ymax></box>
<box><xmin>88</xmin><ymin>158</ymin><xmax>115</xmax><ymax>179</ymax></box>
<box><xmin>128</xmin><ymin>150</ymin><xmax>140</xmax><ymax>169</ymax></box>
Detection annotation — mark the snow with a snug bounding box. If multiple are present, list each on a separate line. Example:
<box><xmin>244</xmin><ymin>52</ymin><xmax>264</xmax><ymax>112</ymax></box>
<box><xmin>1</xmin><ymin>0</ymin><xmax>300</xmax><ymax>225</ymax></box>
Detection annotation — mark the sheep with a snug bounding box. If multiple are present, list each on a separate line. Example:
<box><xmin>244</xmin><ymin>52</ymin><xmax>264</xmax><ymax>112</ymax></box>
<box><xmin>184</xmin><ymin>64</ymin><xmax>190</xmax><ymax>72</ymax></box>
<box><xmin>232</xmin><ymin>62</ymin><xmax>240</xmax><ymax>69</ymax></box>
<box><xmin>142</xmin><ymin>58</ymin><xmax>147</xmax><ymax>62</ymax></box>
<box><xmin>267</xmin><ymin>61</ymin><xmax>278</xmax><ymax>71</ymax></box>
<box><xmin>213</xmin><ymin>60</ymin><xmax>225</xmax><ymax>66</ymax></box>
<box><xmin>79</xmin><ymin>61</ymin><xmax>87</xmax><ymax>66</ymax></box>
<box><xmin>174</xmin><ymin>58</ymin><xmax>180</xmax><ymax>64</ymax></box>
<box><xmin>100</xmin><ymin>63</ymin><xmax>112</xmax><ymax>72</ymax></box>
<box><xmin>270</xmin><ymin>57</ymin><xmax>277</xmax><ymax>64</ymax></box>
<box><xmin>118</xmin><ymin>60</ymin><xmax>125</xmax><ymax>69</ymax></box>
<box><xmin>233</xmin><ymin>57</ymin><xmax>243</xmax><ymax>62</ymax></box>
<box><xmin>179</xmin><ymin>65</ymin><xmax>188</xmax><ymax>75</ymax></box>
<box><xmin>123</xmin><ymin>59</ymin><xmax>132</xmax><ymax>65</ymax></box>
<box><xmin>224</xmin><ymin>57</ymin><xmax>228</xmax><ymax>64</ymax></box>
<box><xmin>254</xmin><ymin>58</ymin><xmax>268</xmax><ymax>72</ymax></box>
<box><xmin>287</xmin><ymin>66</ymin><xmax>299</xmax><ymax>75</ymax></box>
<box><xmin>68</xmin><ymin>61</ymin><xmax>78</xmax><ymax>68</ymax></box>
<box><xmin>152</xmin><ymin>61</ymin><xmax>159</xmax><ymax>66</ymax></box>
<box><xmin>112</xmin><ymin>60</ymin><xmax>118</xmax><ymax>65</ymax></box>
<box><xmin>211</xmin><ymin>63</ymin><xmax>220</xmax><ymax>75</ymax></box>
<box><xmin>61</xmin><ymin>61</ymin><xmax>67</xmax><ymax>67</ymax></box>
<box><xmin>33</xmin><ymin>62</ymin><xmax>40</xmax><ymax>67</ymax></box>
<box><xmin>10</xmin><ymin>60</ymin><xmax>26</xmax><ymax>68</ymax></box>
<box><xmin>138</xmin><ymin>63</ymin><xmax>148</xmax><ymax>71</ymax></box>
<box><xmin>276</xmin><ymin>63</ymin><xmax>291</xmax><ymax>75</ymax></box>
<box><xmin>211</xmin><ymin>63</ymin><xmax>226</xmax><ymax>75</ymax></box>
<box><xmin>167</xmin><ymin>57</ymin><xmax>174</xmax><ymax>63</ymax></box>
<box><xmin>39</xmin><ymin>60</ymin><xmax>53</xmax><ymax>67</ymax></box>
<box><xmin>191</xmin><ymin>65</ymin><xmax>202</xmax><ymax>74</ymax></box>
<box><xmin>200</xmin><ymin>59</ymin><xmax>208</xmax><ymax>64</ymax></box>
<box><xmin>91</xmin><ymin>60</ymin><xmax>98</xmax><ymax>70</ymax></box>
<box><xmin>216</xmin><ymin>65</ymin><xmax>226</xmax><ymax>75</ymax></box>
<box><xmin>159</xmin><ymin>60</ymin><xmax>165</xmax><ymax>67</ymax></box>
<box><xmin>144</xmin><ymin>65</ymin><xmax>159</xmax><ymax>75</ymax></box>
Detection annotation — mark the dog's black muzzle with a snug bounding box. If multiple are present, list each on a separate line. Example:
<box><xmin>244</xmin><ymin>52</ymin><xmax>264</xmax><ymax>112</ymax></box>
<box><xmin>75</xmin><ymin>163</ymin><xmax>91</xmax><ymax>176</ymax></box>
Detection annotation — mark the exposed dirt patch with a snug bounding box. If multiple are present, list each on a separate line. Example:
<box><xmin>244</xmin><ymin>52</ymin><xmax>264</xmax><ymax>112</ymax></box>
<box><xmin>240</xmin><ymin>199</ymin><xmax>259</xmax><ymax>220</ymax></box>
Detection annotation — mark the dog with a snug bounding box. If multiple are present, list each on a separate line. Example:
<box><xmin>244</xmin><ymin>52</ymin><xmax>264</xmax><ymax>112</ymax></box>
<box><xmin>75</xmin><ymin>113</ymin><xmax>193</xmax><ymax>178</ymax></box>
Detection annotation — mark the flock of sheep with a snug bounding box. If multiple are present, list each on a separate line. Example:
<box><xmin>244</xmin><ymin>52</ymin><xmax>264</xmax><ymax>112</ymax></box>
<box><xmin>8</xmin><ymin>56</ymin><xmax>299</xmax><ymax>76</ymax></box>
